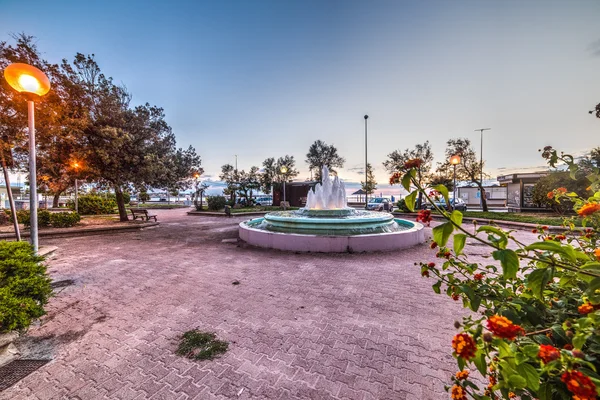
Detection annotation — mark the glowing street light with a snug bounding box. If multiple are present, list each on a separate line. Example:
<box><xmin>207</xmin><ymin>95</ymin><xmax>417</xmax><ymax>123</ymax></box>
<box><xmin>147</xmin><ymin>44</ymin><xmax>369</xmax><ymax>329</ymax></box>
<box><xmin>450</xmin><ymin>154</ymin><xmax>461</xmax><ymax>211</ymax></box>
<box><xmin>280</xmin><ymin>165</ymin><xmax>288</xmax><ymax>209</ymax></box>
<box><xmin>71</xmin><ymin>161</ymin><xmax>82</xmax><ymax>213</ymax></box>
<box><xmin>4</xmin><ymin>63</ymin><xmax>51</xmax><ymax>253</ymax></box>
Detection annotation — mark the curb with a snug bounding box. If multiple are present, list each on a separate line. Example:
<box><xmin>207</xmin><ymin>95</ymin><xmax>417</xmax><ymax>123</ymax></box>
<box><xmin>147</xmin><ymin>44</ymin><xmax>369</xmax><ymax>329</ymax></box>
<box><xmin>392</xmin><ymin>212</ymin><xmax>578</xmax><ymax>232</ymax></box>
<box><xmin>0</xmin><ymin>221</ymin><xmax>159</xmax><ymax>240</ymax></box>
<box><xmin>187</xmin><ymin>211</ymin><xmax>268</xmax><ymax>217</ymax></box>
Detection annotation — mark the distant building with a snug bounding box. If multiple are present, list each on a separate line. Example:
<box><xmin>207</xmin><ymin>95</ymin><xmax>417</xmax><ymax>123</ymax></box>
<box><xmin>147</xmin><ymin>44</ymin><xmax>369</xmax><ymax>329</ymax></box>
<box><xmin>274</xmin><ymin>181</ymin><xmax>317</xmax><ymax>207</ymax></box>
<box><xmin>0</xmin><ymin>185</ymin><xmax>21</xmax><ymax>209</ymax></box>
<box><xmin>457</xmin><ymin>186</ymin><xmax>507</xmax><ymax>208</ymax></box>
<box><xmin>497</xmin><ymin>172</ymin><xmax>550</xmax><ymax>211</ymax></box>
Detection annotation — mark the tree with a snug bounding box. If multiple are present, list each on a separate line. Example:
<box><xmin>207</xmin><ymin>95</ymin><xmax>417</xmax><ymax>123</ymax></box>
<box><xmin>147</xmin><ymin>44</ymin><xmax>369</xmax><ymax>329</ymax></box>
<box><xmin>236</xmin><ymin>166</ymin><xmax>260</xmax><ymax>206</ymax></box>
<box><xmin>441</xmin><ymin>138</ymin><xmax>490</xmax><ymax>211</ymax></box>
<box><xmin>305</xmin><ymin>140</ymin><xmax>345</xmax><ymax>181</ymax></box>
<box><xmin>260</xmin><ymin>155</ymin><xmax>299</xmax><ymax>194</ymax></box>
<box><xmin>383</xmin><ymin>141</ymin><xmax>433</xmax><ymax>208</ymax></box>
<box><xmin>219</xmin><ymin>164</ymin><xmax>238</xmax><ymax>204</ymax></box>
<box><xmin>360</xmin><ymin>163</ymin><xmax>377</xmax><ymax>196</ymax></box>
<box><xmin>590</xmin><ymin>102</ymin><xmax>600</xmax><ymax>118</ymax></box>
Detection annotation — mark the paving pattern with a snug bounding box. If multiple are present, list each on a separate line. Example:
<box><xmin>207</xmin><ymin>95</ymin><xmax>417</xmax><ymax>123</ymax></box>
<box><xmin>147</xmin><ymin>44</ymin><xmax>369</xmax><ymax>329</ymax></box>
<box><xmin>2</xmin><ymin>209</ymin><xmax>537</xmax><ymax>400</ymax></box>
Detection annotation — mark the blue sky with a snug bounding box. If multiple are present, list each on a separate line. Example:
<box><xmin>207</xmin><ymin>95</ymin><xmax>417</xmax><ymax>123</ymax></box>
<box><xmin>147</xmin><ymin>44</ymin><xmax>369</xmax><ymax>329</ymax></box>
<box><xmin>1</xmin><ymin>0</ymin><xmax>599</xmax><ymax>192</ymax></box>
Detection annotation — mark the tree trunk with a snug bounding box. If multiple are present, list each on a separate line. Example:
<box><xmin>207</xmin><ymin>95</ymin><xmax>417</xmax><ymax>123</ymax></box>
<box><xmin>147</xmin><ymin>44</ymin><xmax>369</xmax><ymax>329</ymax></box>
<box><xmin>114</xmin><ymin>185</ymin><xmax>129</xmax><ymax>221</ymax></box>
<box><xmin>479</xmin><ymin>185</ymin><xmax>489</xmax><ymax>212</ymax></box>
<box><xmin>52</xmin><ymin>193</ymin><xmax>61</xmax><ymax>208</ymax></box>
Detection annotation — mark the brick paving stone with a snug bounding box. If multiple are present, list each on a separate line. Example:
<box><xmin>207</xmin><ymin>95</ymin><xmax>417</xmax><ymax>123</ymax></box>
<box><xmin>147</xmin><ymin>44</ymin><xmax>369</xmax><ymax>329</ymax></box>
<box><xmin>0</xmin><ymin>209</ymin><xmax>541</xmax><ymax>399</ymax></box>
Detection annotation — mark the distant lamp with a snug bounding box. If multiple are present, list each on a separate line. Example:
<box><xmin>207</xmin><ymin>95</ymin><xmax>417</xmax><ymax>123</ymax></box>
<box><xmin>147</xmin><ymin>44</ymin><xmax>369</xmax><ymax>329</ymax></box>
<box><xmin>4</xmin><ymin>63</ymin><xmax>51</xmax><ymax>97</ymax></box>
<box><xmin>280</xmin><ymin>166</ymin><xmax>288</xmax><ymax>209</ymax></box>
<box><xmin>449</xmin><ymin>154</ymin><xmax>461</xmax><ymax>211</ymax></box>
<box><xmin>3</xmin><ymin>63</ymin><xmax>51</xmax><ymax>253</ymax></box>
<box><xmin>193</xmin><ymin>172</ymin><xmax>200</xmax><ymax>179</ymax></box>
<box><xmin>71</xmin><ymin>160</ymin><xmax>82</xmax><ymax>214</ymax></box>
<box><xmin>280</xmin><ymin>166</ymin><xmax>288</xmax><ymax>174</ymax></box>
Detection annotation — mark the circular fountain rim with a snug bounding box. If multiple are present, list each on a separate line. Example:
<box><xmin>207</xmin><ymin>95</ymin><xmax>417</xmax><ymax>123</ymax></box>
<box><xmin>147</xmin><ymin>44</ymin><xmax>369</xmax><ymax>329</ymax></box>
<box><xmin>264</xmin><ymin>210</ymin><xmax>394</xmax><ymax>225</ymax></box>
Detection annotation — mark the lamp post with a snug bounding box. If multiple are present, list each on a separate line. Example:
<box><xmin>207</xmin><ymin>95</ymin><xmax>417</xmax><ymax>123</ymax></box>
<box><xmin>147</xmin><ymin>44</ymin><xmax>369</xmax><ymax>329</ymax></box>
<box><xmin>474</xmin><ymin>128</ymin><xmax>490</xmax><ymax>208</ymax></box>
<box><xmin>450</xmin><ymin>154</ymin><xmax>461</xmax><ymax>211</ymax></box>
<box><xmin>71</xmin><ymin>161</ymin><xmax>82</xmax><ymax>213</ymax></box>
<box><xmin>4</xmin><ymin>63</ymin><xmax>51</xmax><ymax>253</ymax></box>
<box><xmin>280</xmin><ymin>165</ymin><xmax>288</xmax><ymax>210</ymax></box>
<box><xmin>364</xmin><ymin>114</ymin><xmax>369</xmax><ymax>209</ymax></box>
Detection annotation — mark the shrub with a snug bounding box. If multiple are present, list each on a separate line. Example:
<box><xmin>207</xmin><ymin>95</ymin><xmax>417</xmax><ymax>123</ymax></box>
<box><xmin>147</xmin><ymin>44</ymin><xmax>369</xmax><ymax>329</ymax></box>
<box><xmin>68</xmin><ymin>195</ymin><xmax>116</xmax><ymax>215</ymax></box>
<box><xmin>0</xmin><ymin>242</ymin><xmax>52</xmax><ymax>333</ymax></box>
<box><xmin>206</xmin><ymin>195</ymin><xmax>227</xmax><ymax>211</ymax></box>
<box><xmin>394</xmin><ymin>147</ymin><xmax>600</xmax><ymax>399</ymax></box>
<box><xmin>7</xmin><ymin>210</ymin><xmax>51</xmax><ymax>228</ymax></box>
<box><xmin>107</xmin><ymin>192</ymin><xmax>131</xmax><ymax>204</ymax></box>
<box><xmin>396</xmin><ymin>198</ymin><xmax>412</xmax><ymax>212</ymax></box>
<box><xmin>0</xmin><ymin>211</ymin><xmax>9</xmax><ymax>226</ymax></box>
<box><xmin>49</xmin><ymin>212</ymin><xmax>81</xmax><ymax>228</ymax></box>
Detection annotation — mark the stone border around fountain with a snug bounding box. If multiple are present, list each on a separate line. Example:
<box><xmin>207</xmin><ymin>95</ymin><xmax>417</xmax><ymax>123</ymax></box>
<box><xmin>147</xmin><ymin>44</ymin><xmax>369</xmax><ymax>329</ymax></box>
<box><xmin>239</xmin><ymin>218</ymin><xmax>425</xmax><ymax>253</ymax></box>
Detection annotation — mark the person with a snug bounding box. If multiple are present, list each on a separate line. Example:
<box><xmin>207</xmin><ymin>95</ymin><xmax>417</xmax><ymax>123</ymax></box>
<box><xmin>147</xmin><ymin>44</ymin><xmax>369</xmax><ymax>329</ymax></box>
<box><xmin>391</xmin><ymin>195</ymin><xmax>395</xmax><ymax>203</ymax></box>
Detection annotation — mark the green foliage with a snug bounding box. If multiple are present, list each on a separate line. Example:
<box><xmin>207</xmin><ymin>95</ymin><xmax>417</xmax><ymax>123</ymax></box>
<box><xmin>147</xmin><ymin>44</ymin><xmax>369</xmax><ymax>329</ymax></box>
<box><xmin>108</xmin><ymin>192</ymin><xmax>131</xmax><ymax>204</ymax></box>
<box><xmin>260</xmin><ymin>155</ymin><xmax>300</xmax><ymax>194</ymax></box>
<box><xmin>406</xmin><ymin>147</ymin><xmax>600</xmax><ymax>399</ymax></box>
<box><xmin>138</xmin><ymin>190</ymin><xmax>150</xmax><ymax>203</ymax></box>
<box><xmin>532</xmin><ymin>171</ymin><xmax>589</xmax><ymax>214</ymax></box>
<box><xmin>396</xmin><ymin>198</ymin><xmax>412</xmax><ymax>212</ymax></box>
<box><xmin>0</xmin><ymin>242</ymin><xmax>52</xmax><ymax>333</ymax></box>
<box><xmin>176</xmin><ymin>330</ymin><xmax>228</xmax><ymax>360</ymax></box>
<box><xmin>7</xmin><ymin>210</ymin><xmax>51</xmax><ymax>228</ymax></box>
<box><xmin>68</xmin><ymin>195</ymin><xmax>116</xmax><ymax>215</ymax></box>
<box><xmin>360</xmin><ymin>163</ymin><xmax>377</xmax><ymax>195</ymax></box>
<box><xmin>206</xmin><ymin>195</ymin><xmax>227</xmax><ymax>211</ymax></box>
<box><xmin>305</xmin><ymin>140</ymin><xmax>345</xmax><ymax>182</ymax></box>
<box><xmin>49</xmin><ymin>212</ymin><xmax>81</xmax><ymax>228</ymax></box>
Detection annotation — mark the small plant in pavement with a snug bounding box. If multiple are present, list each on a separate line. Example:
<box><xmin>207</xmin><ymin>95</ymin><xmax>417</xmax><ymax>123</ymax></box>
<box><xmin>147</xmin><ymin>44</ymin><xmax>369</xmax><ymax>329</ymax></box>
<box><xmin>176</xmin><ymin>330</ymin><xmax>228</xmax><ymax>360</ymax></box>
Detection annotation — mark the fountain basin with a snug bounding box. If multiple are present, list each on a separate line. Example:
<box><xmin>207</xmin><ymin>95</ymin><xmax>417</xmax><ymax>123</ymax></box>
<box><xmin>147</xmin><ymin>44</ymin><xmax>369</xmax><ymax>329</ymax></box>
<box><xmin>239</xmin><ymin>217</ymin><xmax>425</xmax><ymax>253</ymax></box>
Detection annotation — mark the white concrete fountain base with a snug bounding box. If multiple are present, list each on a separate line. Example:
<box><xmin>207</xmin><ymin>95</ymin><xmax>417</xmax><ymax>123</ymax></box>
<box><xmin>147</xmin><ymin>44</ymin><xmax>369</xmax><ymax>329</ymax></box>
<box><xmin>239</xmin><ymin>219</ymin><xmax>425</xmax><ymax>253</ymax></box>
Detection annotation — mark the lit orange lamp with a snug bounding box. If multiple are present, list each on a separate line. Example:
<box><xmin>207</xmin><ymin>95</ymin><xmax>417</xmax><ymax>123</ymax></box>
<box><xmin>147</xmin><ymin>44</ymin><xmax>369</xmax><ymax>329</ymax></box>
<box><xmin>4</xmin><ymin>63</ymin><xmax>51</xmax><ymax>252</ymax></box>
<box><xmin>71</xmin><ymin>161</ymin><xmax>82</xmax><ymax>213</ymax></box>
<box><xmin>449</xmin><ymin>155</ymin><xmax>461</xmax><ymax>210</ymax></box>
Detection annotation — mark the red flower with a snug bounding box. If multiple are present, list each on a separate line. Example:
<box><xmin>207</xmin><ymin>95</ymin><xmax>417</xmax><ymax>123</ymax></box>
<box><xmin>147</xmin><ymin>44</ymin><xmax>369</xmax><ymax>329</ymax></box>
<box><xmin>452</xmin><ymin>333</ymin><xmax>477</xmax><ymax>360</ymax></box>
<box><xmin>532</xmin><ymin>229</ymin><xmax>537</xmax><ymax>233</ymax></box>
<box><xmin>389</xmin><ymin>172</ymin><xmax>402</xmax><ymax>185</ymax></box>
<box><xmin>473</xmin><ymin>273</ymin><xmax>484</xmax><ymax>281</ymax></box>
<box><xmin>561</xmin><ymin>370</ymin><xmax>597</xmax><ymax>400</ymax></box>
<box><xmin>428</xmin><ymin>262</ymin><xmax>436</xmax><ymax>268</ymax></box>
<box><xmin>556</xmin><ymin>187</ymin><xmax>567</xmax><ymax>194</ymax></box>
<box><xmin>486</xmin><ymin>315</ymin><xmax>524</xmax><ymax>340</ymax></box>
<box><xmin>403</xmin><ymin>158</ymin><xmax>423</xmax><ymax>169</ymax></box>
<box><xmin>416</xmin><ymin>209</ymin><xmax>432</xmax><ymax>226</ymax></box>
<box><xmin>538</xmin><ymin>344</ymin><xmax>560</xmax><ymax>363</ymax></box>
<box><xmin>547</xmin><ymin>191</ymin><xmax>554</xmax><ymax>199</ymax></box>
<box><xmin>564</xmin><ymin>344</ymin><xmax>574</xmax><ymax>350</ymax></box>
<box><xmin>450</xmin><ymin>385</ymin><xmax>467</xmax><ymax>400</ymax></box>
<box><xmin>452</xmin><ymin>294</ymin><xmax>460</xmax><ymax>301</ymax></box>
<box><xmin>421</xmin><ymin>270</ymin><xmax>429</xmax><ymax>277</ymax></box>
<box><xmin>578</xmin><ymin>303</ymin><xmax>594</xmax><ymax>315</ymax></box>
<box><xmin>430</xmin><ymin>242</ymin><xmax>438</xmax><ymax>249</ymax></box>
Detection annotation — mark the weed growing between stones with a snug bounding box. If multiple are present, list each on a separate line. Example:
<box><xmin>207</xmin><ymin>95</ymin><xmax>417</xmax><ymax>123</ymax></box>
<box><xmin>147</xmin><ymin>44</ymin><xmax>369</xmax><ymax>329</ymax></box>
<box><xmin>176</xmin><ymin>330</ymin><xmax>228</xmax><ymax>360</ymax></box>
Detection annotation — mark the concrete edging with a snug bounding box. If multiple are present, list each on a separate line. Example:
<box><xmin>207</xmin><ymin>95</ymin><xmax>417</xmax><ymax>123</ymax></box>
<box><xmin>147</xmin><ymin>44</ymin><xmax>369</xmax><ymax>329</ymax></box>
<box><xmin>0</xmin><ymin>221</ymin><xmax>159</xmax><ymax>240</ymax></box>
<box><xmin>187</xmin><ymin>211</ymin><xmax>268</xmax><ymax>217</ymax></box>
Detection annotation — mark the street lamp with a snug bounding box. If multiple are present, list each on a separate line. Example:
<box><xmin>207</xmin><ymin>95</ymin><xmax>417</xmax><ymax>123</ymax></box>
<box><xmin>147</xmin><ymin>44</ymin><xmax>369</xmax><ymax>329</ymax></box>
<box><xmin>364</xmin><ymin>115</ymin><xmax>369</xmax><ymax>209</ymax></box>
<box><xmin>4</xmin><ymin>63</ymin><xmax>51</xmax><ymax>253</ymax></box>
<box><xmin>72</xmin><ymin>161</ymin><xmax>81</xmax><ymax>213</ymax></box>
<box><xmin>474</xmin><ymin>128</ymin><xmax>490</xmax><ymax>208</ymax></box>
<box><xmin>280</xmin><ymin>165</ymin><xmax>288</xmax><ymax>209</ymax></box>
<box><xmin>450</xmin><ymin>154</ymin><xmax>461</xmax><ymax>211</ymax></box>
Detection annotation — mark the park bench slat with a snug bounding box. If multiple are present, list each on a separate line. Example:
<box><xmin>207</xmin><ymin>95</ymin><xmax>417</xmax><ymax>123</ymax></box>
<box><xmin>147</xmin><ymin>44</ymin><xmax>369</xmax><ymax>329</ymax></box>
<box><xmin>130</xmin><ymin>208</ymin><xmax>157</xmax><ymax>222</ymax></box>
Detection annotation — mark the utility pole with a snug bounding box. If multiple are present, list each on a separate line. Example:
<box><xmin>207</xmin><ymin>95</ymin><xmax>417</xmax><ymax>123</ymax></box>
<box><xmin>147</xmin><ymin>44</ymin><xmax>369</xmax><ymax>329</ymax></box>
<box><xmin>474</xmin><ymin>128</ymin><xmax>490</xmax><ymax>209</ymax></box>
<box><xmin>364</xmin><ymin>115</ymin><xmax>369</xmax><ymax>209</ymax></box>
<box><xmin>235</xmin><ymin>155</ymin><xmax>238</xmax><ymax>173</ymax></box>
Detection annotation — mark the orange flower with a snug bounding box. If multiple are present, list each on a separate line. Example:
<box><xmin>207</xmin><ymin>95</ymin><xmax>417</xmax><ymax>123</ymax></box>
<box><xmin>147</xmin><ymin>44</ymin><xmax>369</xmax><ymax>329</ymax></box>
<box><xmin>403</xmin><ymin>158</ymin><xmax>423</xmax><ymax>169</ymax></box>
<box><xmin>547</xmin><ymin>191</ymin><xmax>555</xmax><ymax>199</ymax></box>
<box><xmin>578</xmin><ymin>203</ymin><xmax>600</xmax><ymax>217</ymax></box>
<box><xmin>452</xmin><ymin>333</ymin><xmax>477</xmax><ymax>360</ymax></box>
<box><xmin>556</xmin><ymin>187</ymin><xmax>568</xmax><ymax>194</ymax></box>
<box><xmin>473</xmin><ymin>273</ymin><xmax>484</xmax><ymax>281</ymax></box>
<box><xmin>486</xmin><ymin>315</ymin><xmax>525</xmax><ymax>340</ymax></box>
<box><xmin>450</xmin><ymin>385</ymin><xmax>467</xmax><ymax>400</ymax></box>
<box><xmin>389</xmin><ymin>172</ymin><xmax>402</xmax><ymax>185</ymax></box>
<box><xmin>416</xmin><ymin>209</ymin><xmax>432</xmax><ymax>226</ymax></box>
<box><xmin>561</xmin><ymin>371</ymin><xmax>597</xmax><ymax>400</ymax></box>
<box><xmin>455</xmin><ymin>370</ymin><xmax>469</xmax><ymax>380</ymax></box>
<box><xmin>594</xmin><ymin>248</ymin><xmax>600</xmax><ymax>261</ymax></box>
<box><xmin>538</xmin><ymin>344</ymin><xmax>560</xmax><ymax>363</ymax></box>
<box><xmin>578</xmin><ymin>303</ymin><xmax>594</xmax><ymax>315</ymax></box>
<box><xmin>508</xmin><ymin>392</ymin><xmax>517</xmax><ymax>399</ymax></box>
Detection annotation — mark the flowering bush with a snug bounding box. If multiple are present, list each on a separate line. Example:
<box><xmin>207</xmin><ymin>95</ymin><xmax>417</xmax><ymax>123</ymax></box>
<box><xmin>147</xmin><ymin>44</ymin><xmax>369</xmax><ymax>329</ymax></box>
<box><xmin>394</xmin><ymin>147</ymin><xmax>600</xmax><ymax>399</ymax></box>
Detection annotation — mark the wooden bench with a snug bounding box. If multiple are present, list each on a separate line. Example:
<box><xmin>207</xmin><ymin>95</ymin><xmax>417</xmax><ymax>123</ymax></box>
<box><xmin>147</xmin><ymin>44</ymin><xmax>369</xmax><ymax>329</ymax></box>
<box><xmin>130</xmin><ymin>208</ymin><xmax>157</xmax><ymax>222</ymax></box>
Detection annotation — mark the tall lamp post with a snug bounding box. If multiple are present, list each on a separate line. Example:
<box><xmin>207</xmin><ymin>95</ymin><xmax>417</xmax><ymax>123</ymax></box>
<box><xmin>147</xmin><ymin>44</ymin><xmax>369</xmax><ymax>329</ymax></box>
<box><xmin>280</xmin><ymin>165</ymin><xmax>288</xmax><ymax>210</ymax></box>
<box><xmin>4</xmin><ymin>63</ymin><xmax>51</xmax><ymax>253</ymax></box>
<box><xmin>364</xmin><ymin>115</ymin><xmax>369</xmax><ymax>209</ymax></box>
<box><xmin>449</xmin><ymin>154</ymin><xmax>461</xmax><ymax>211</ymax></box>
<box><xmin>474</xmin><ymin>128</ymin><xmax>490</xmax><ymax>208</ymax></box>
<box><xmin>72</xmin><ymin>161</ymin><xmax>81</xmax><ymax>213</ymax></box>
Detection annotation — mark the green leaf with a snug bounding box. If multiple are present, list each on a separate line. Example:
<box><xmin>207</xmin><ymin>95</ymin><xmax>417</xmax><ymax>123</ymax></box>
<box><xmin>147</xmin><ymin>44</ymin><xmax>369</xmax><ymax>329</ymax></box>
<box><xmin>477</xmin><ymin>225</ymin><xmax>508</xmax><ymax>249</ymax></box>
<box><xmin>538</xmin><ymin>382</ymin><xmax>552</xmax><ymax>400</ymax></box>
<box><xmin>453</xmin><ymin>234</ymin><xmax>467</xmax><ymax>255</ymax></box>
<box><xmin>508</xmin><ymin>374</ymin><xmax>527</xmax><ymax>389</ymax></box>
<box><xmin>404</xmin><ymin>191</ymin><xmax>417</xmax><ymax>212</ymax></box>
<box><xmin>432</xmin><ymin>184</ymin><xmax>449</xmax><ymax>204</ymax></box>
<box><xmin>473</xmin><ymin>351</ymin><xmax>487</xmax><ymax>375</ymax></box>
<box><xmin>432</xmin><ymin>280</ymin><xmax>441</xmax><ymax>294</ymax></box>
<box><xmin>493</xmin><ymin>249</ymin><xmax>520</xmax><ymax>279</ymax></box>
<box><xmin>457</xmin><ymin>356</ymin><xmax>466</xmax><ymax>371</ymax></box>
<box><xmin>516</xmin><ymin>363</ymin><xmax>540</xmax><ymax>391</ymax></box>
<box><xmin>522</xmin><ymin>344</ymin><xmax>540</xmax><ymax>359</ymax></box>
<box><xmin>526</xmin><ymin>268</ymin><xmax>553</xmax><ymax>300</ymax></box>
<box><xmin>401</xmin><ymin>169</ymin><xmax>415</xmax><ymax>192</ymax></box>
<box><xmin>525</xmin><ymin>241</ymin><xmax>576</xmax><ymax>262</ymax></box>
<box><xmin>432</xmin><ymin>222</ymin><xmax>454</xmax><ymax>247</ymax></box>
<box><xmin>573</xmin><ymin>333</ymin><xmax>589</xmax><ymax>350</ymax></box>
<box><xmin>450</xmin><ymin>210</ymin><xmax>463</xmax><ymax>226</ymax></box>
<box><xmin>587</xmin><ymin>277</ymin><xmax>600</xmax><ymax>297</ymax></box>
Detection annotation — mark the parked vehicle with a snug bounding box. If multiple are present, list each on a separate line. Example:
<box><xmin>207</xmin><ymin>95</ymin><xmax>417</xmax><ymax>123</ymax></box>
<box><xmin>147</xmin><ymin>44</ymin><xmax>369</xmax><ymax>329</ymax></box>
<box><xmin>424</xmin><ymin>197</ymin><xmax>467</xmax><ymax>211</ymax></box>
<box><xmin>366</xmin><ymin>197</ymin><xmax>394</xmax><ymax>212</ymax></box>
<box><xmin>254</xmin><ymin>197</ymin><xmax>273</xmax><ymax>206</ymax></box>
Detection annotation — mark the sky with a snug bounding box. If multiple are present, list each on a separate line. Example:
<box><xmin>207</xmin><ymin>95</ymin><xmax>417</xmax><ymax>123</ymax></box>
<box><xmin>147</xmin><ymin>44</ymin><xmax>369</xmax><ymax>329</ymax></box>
<box><xmin>1</xmin><ymin>0</ymin><xmax>599</xmax><ymax>195</ymax></box>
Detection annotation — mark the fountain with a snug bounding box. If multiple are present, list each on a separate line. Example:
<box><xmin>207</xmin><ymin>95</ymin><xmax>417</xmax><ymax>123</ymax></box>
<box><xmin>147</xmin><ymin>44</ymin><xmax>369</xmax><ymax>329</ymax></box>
<box><xmin>239</xmin><ymin>167</ymin><xmax>425</xmax><ymax>252</ymax></box>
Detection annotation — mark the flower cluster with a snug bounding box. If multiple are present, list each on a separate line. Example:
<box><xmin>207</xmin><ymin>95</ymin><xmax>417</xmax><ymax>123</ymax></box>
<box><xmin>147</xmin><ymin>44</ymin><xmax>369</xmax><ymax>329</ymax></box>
<box><xmin>416</xmin><ymin>209</ymin><xmax>432</xmax><ymax>226</ymax></box>
<box><xmin>578</xmin><ymin>302</ymin><xmax>595</xmax><ymax>315</ymax></box>
<box><xmin>486</xmin><ymin>315</ymin><xmax>524</xmax><ymax>340</ymax></box>
<box><xmin>389</xmin><ymin>171</ymin><xmax>402</xmax><ymax>185</ymax></box>
<box><xmin>452</xmin><ymin>333</ymin><xmax>477</xmax><ymax>360</ymax></box>
<box><xmin>577</xmin><ymin>203</ymin><xmax>600</xmax><ymax>217</ymax></box>
<box><xmin>561</xmin><ymin>370</ymin><xmax>597</xmax><ymax>400</ymax></box>
<box><xmin>455</xmin><ymin>370</ymin><xmax>469</xmax><ymax>380</ymax></box>
<box><xmin>403</xmin><ymin>158</ymin><xmax>423</xmax><ymax>169</ymax></box>
<box><xmin>450</xmin><ymin>385</ymin><xmax>467</xmax><ymax>400</ymax></box>
<box><xmin>538</xmin><ymin>344</ymin><xmax>560</xmax><ymax>364</ymax></box>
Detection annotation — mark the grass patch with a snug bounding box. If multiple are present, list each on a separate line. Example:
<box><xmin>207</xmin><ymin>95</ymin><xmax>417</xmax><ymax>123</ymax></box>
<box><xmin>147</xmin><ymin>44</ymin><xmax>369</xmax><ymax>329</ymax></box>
<box><xmin>176</xmin><ymin>330</ymin><xmax>228</xmax><ymax>360</ymax></box>
<box><xmin>229</xmin><ymin>206</ymin><xmax>299</xmax><ymax>214</ymax></box>
<box><xmin>457</xmin><ymin>211</ymin><xmax>582</xmax><ymax>227</ymax></box>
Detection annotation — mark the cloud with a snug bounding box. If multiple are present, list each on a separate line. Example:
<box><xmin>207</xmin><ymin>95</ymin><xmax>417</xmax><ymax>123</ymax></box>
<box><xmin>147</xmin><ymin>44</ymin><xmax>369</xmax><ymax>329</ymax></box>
<box><xmin>588</xmin><ymin>38</ymin><xmax>600</xmax><ymax>57</ymax></box>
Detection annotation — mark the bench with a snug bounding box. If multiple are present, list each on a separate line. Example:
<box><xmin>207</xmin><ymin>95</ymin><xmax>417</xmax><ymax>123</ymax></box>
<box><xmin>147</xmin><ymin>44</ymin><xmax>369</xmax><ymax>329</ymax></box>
<box><xmin>130</xmin><ymin>208</ymin><xmax>157</xmax><ymax>222</ymax></box>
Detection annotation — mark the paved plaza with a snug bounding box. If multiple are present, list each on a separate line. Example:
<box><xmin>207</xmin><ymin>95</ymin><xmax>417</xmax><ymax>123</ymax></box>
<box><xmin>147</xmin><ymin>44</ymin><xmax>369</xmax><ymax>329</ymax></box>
<box><xmin>2</xmin><ymin>209</ymin><xmax>535</xmax><ymax>400</ymax></box>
